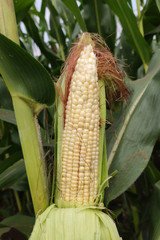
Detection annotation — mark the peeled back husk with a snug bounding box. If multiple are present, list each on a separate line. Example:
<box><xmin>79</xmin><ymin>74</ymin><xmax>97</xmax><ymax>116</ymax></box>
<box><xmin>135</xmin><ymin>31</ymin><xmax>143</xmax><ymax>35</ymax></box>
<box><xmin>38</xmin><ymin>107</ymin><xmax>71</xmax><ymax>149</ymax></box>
<box><xmin>30</xmin><ymin>204</ymin><xmax>122</xmax><ymax>240</ymax></box>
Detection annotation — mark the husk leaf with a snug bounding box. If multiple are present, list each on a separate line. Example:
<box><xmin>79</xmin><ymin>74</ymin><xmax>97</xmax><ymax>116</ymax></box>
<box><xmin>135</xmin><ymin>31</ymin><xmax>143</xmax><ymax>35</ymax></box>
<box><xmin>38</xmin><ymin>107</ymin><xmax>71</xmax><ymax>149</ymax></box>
<box><xmin>30</xmin><ymin>205</ymin><xmax>122</xmax><ymax>240</ymax></box>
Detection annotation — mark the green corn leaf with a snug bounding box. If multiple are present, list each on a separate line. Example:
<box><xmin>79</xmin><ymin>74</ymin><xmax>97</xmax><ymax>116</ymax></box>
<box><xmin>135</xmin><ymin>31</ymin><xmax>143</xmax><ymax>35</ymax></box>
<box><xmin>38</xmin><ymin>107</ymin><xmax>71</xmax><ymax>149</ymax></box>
<box><xmin>0</xmin><ymin>214</ymin><xmax>34</xmax><ymax>237</ymax></box>
<box><xmin>105</xmin><ymin>0</ymin><xmax>152</xmax><ymax>68</ymax></box>
<box><xmin>105</xmin><ymin>50</ymin><xmax>160</xmax><ymax>204</ymax></box>
<box><xmin>83</xmin><ymin>0</ymin><xmax>116</xmax><ymax>51</ymax></box>
<box><xmin>0</xmin><ymin>151</ymin><xmax>22</xmax><ymax>174</ymax></box>
<box><xmin>156</xmin><ymin>0</ymin><xmax>160</xmax><ymax>11</ymax></box>
<box><xmin>0</xmin><ymin>109</ymin><xmax>16</xmax><ymax>125</ymax></box>
<box><xmin>0</xmin><ymin>77</ymin><xmax>13</xmax><ymax>109</ymax></box>
<box><xmin>143</xmin><ymin>0</ymin><xmax>160</xmax><ymax>36</ymax></box>
<box><xmin>0</xmin><ymin>146</ymin><xmax>11</xmax><ymax>155</ymax></box>
<box><xmin>0</xmin><ymin>33</ymin><xmax>55</xmax><ymax>110</ymax></box>
<box><xmin>47</xmin><ymin>0</ymin><xmax>66</xmax><ymax>61</ymax></box>
<box><xmin>13</xmin><ymin>0</ymin><xmax>35</xmax><ymax>22</ymax></box>
<box><xmin>23</xmin><ymin>14</ymin><xmax>60</xmax><ymax>68</ymax></box>
<box><xmin>51</xmin><ymin>0</ymin><xmax>76</xmax><ymax>41</ymax></box>
<box><xmin>143</xmin><ymin>180</ymin><xmax>160</xmax><ymax>240</ymax></box>
<box><xmin>0</xmin><ymin>159</ymin><xmax>26</xmax><ymax>189</ymax></box>
<box><xmin>61</xmin><ymin>0</ymin><xmax>87</xmax><ymax>32</ymax></box>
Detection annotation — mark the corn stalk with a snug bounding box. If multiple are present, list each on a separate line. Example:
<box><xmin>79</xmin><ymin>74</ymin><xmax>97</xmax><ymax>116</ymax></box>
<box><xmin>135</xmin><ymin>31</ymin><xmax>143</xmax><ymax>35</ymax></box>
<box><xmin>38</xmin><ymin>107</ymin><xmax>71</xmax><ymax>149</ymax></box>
<box><xmin>0</xmin><ymin>0</ymin><xmax>53</xmax><ymax>215</ymax></box>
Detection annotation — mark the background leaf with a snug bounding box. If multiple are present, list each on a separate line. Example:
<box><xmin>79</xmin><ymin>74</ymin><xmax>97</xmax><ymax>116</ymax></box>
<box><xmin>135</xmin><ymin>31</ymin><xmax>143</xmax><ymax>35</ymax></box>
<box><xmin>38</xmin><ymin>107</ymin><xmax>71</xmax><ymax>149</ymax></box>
<box><xmin>0</xmin><ymin>78</ymin><xmax>13</xmax><ymax>110</ymax></box>
<box><xmin>22</xmin><ymin>13</ymin><xmax>60</xmax><ymax>68</ymax></box>
<box><xmin>0</xmin><ymin>159</ymin><xmax>26</xmax><ymax>189</ymax></box>
<box><xmin>0</xmin><ymin>34</ymin><xmax>55</xmax><ymax>107</ymax></box>
<box><xmin>83</xmin><ymin>0</ymin><xmax>116</xmax><ymax>51</ymax></box>
<box><xmin>105</xmin><ymin>50</ymin><xmax>160</xmax><ymax>204</ymax></box>
<box><xmin>0</xmin><ymin>214</ymin><xmax>34</xmax><ymax>236</ymax></box>
<box><xmin>0</xmin><ymin>109</ymin><xmax>16</xmax><ymax>125</ymax></box>
<box><xmin>143</xmin><ymin>180</ymin><xmax>160</xmax><ymax>240</ymax></box>
<box><xmin>155</xmin><ymin>0</ymin><xmax>160</xmax><ymax>11</ymax></box>
<box><xmin>143</xmin><ymin>0</ymin><xmax>160</xmax><ymax>36</ymax></box>
<box><xmin>61</xmin><ymin>0</ymin><xmax>87</xmax><ymax>32</ymax></box>
<box><xmin>105</xmin><ymin>0</ymin><xmax>152</xmax><ymax>65</ymax></box>
<box><xmin>13</xmin><ymin>0</ymin><xmax>35</xmax><ymax>22</ymax></box>
<box><xmin>47</xmin><ymin>0</ymin><xmax>66</xmax><ymax>60</ymax></box>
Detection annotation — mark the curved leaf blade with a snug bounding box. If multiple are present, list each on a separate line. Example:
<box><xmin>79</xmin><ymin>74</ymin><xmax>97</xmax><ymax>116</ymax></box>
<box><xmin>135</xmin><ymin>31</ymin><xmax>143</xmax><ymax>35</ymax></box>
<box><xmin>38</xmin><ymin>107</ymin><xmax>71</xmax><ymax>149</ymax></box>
<box><xmin>0</xmin><ymin>109</ymin><xmax>16</xmax><ymax>125</ymax></box>
<box><xmin>0</xmin><ymin>151</ymin><xmax>22</xmax><ymax>174</ymax></box>
<box><xmin>1</xmin><ymin>214</ymin><xmax>34</xmax><ymax>236</ymax></box>
<box><xmin>105</xmin><ymin>0</ymin><xmax>152</xmax><ymax>65</ymax></box>
<box><xmin>0</xmin><ymin>34</ymin><xmax>55</xmax><ymax>107</ymax></box>
<box><xmin>47</xmin><ymin>0</ymin><xmax>66</xmax><ymax>60</ymax></box>
<box><xmin>23</xmin><ymin>14</ymin><xmax>60</xmax><ymax>67</ymax></box>
<box><xmin>61</xmin><ymin>0</ymin><xmax>87</xmax><ymax>32</ymax></box>
<box><xmin>156</xmin><ymin>0</ymin><xmax>160</xmax><ymax>11</ymax></box>
<box><xmin>0</xmin><ymin>159</ymin><xmax>26</xmax><ymax>189</ymax></box>
<box><xmin>83</xmin><ymin>0</ymin><xmax>116</xmax><ymax>51</ymax></box>
<box><xmin>105</xmin><ymin>50</ymin><xmax>160</xmax><ymax>204</ymax></box>
<box><xmin>144</xmin><ymin>181</ymin><xmax>160</xmax><ymax>240</ymax></box>
<box><xmin>13</xmin><ymin>0</ymin><xmax>35</xmax><ymax>22</ymax></box>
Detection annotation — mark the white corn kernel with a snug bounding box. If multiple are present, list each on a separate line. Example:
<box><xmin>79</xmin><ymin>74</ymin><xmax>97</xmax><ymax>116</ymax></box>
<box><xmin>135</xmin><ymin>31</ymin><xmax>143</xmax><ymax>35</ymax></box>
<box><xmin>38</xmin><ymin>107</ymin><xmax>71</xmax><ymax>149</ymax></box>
<box><xmin>60</xmin><ymin>44</ymin><xmax>100</xmax><ymax>204</ymax></box>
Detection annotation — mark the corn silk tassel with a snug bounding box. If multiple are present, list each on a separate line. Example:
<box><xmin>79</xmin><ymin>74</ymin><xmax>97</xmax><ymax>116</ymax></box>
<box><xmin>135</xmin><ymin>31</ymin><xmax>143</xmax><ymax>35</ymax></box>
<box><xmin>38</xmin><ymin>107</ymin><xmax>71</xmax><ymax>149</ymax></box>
<box><xmin>30</xmin><ymin>33</ymin><xmax>129</xmax><ymax>240</ymax></box>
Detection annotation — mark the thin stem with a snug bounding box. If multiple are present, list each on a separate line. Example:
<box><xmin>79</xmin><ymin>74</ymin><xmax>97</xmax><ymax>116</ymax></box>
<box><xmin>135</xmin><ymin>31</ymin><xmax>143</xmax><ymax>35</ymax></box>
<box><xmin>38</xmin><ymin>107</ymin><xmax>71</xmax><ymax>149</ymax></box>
<box><xmin>136</xmin><ymin>0</ymin><xmax>144</xmax><ymax>36</ymax></box>
<box><xmin>0</xmin><ymin>0</ymin><xmax>50</xmax><ymax>215</ymax></box>
<box><xmin>13</xmin><ymin>190</ymin><xmax>22</xmax><ymax>212</ymax></box>
<box><xmin>136</xmin><ymin>0</ymin><xmax>148</xmax><ymax>72</ymax></box>
<box><xmin>12</xmin><ymin>97</ymin><xmax>49</xmax><ymax>215</ymax></box>
<box><xmin>94</xmin><ymin>0</ymin><xmax>101</xmax><ymax>36</ymax></box>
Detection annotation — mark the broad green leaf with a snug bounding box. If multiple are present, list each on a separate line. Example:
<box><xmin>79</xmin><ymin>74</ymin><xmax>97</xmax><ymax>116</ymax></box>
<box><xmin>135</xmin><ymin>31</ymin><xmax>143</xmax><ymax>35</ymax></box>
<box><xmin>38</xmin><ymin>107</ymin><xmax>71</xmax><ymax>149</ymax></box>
<box><xmin>61</xmin><ymin>0</ymin><xmax>87</xmax><ymax>32</ymax></box>
<box><xmin>13</xmin><ymin>0</ymin><xmax>35</xmax><ymax>22</ymax></box>
<box><xmin>83</xmin><ymin>0</ymin><xmax>116</xmax><ymax>51</ymax></box>
<box><xmin>0</xmin><ymin>214</ymin><xmax>34</xmax><ymax>236</ymax></box>
<box><xmin>105</xmin><ymin>50</ymin><xmax>160</xmax><ymax>204</ymax></box>
<box><xmin>105</xmin><ymin>0</ymin><xmax>152</xmax><ymax>66</ymax></box>
<box><xmin>0</xmin><ymin>34</ymin><xmax>55</xmax><ymax>108</ymax></box>
<box><xmin>0</xmin><ymin>159</ymin><xmax>26</xmax><ymax>189</ymax></box>
<box><xmin>0</xmin><ymin>109</ymin><xmax>16</xmax><ymax>125</ymax></box>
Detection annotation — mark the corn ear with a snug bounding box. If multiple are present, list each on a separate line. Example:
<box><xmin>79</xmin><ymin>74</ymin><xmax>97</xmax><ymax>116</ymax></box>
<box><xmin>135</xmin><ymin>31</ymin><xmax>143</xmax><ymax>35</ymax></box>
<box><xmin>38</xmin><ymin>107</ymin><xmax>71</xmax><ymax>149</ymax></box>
<box><xmin>55</xmin><ymin>36</ymin><xmax>107</xmax><ymax>208</ymax></box>
<box><xmin>30</xmin><ymin>32</ymin><xmax>128</xmax><ymax>239</ymax></box>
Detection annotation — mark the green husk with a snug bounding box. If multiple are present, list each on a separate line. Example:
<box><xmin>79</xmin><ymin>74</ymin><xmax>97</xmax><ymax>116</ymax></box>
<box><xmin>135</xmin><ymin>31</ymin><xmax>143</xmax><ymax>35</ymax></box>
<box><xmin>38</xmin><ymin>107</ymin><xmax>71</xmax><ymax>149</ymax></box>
<box><xmin>30</xmin><ymin>204</ymin><xmax>122</xmax><ymax>240</ymax></box>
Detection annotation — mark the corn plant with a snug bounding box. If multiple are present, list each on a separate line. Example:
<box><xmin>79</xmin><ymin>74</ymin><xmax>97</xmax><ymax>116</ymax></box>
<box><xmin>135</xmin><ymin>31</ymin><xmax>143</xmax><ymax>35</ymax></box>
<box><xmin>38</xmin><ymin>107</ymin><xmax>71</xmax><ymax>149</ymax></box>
<box><xmin>0</xmin><ymin>0</ymin><xmax>160</xmax><ymax>239</ymax></box>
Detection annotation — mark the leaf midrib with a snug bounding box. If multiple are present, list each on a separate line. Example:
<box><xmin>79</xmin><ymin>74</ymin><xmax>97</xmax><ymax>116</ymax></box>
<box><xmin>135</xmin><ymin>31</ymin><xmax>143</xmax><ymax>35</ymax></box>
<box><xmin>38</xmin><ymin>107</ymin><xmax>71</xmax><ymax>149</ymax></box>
<box><xmin>107</xmin><ymin>67</ymin><xmax>159</xmax><ymax>169</ymax></box>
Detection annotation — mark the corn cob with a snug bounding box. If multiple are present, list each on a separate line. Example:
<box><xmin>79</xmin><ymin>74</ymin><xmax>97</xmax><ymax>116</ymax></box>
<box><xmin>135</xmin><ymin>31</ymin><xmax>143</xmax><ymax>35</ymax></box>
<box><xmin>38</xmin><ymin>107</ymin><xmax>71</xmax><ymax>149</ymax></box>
<box><xmin>30</xmin><ymin>32</ymin><xmax>129</xmax><ymax>240</ymax></box>
<box><xmin>60</xmin><ymin>44</ymin><xmax>100</xmax><ymax>204</ymax></box>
